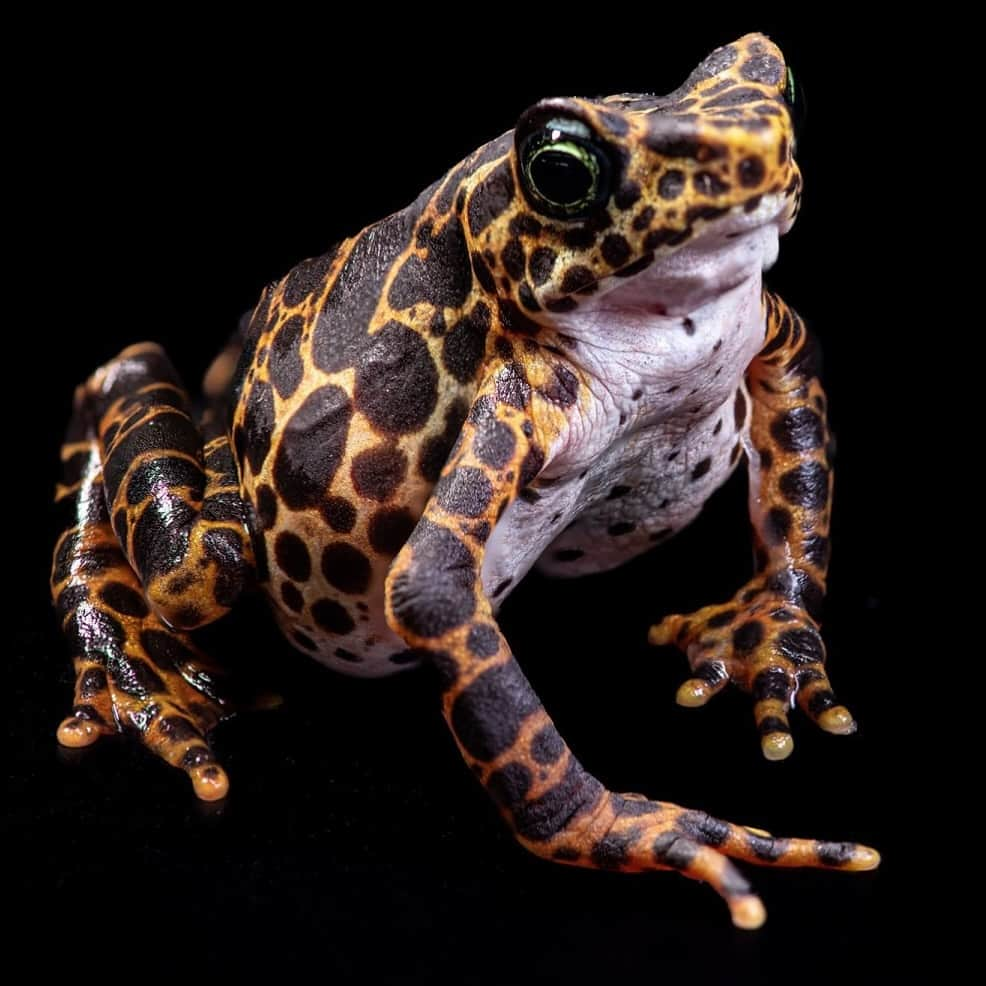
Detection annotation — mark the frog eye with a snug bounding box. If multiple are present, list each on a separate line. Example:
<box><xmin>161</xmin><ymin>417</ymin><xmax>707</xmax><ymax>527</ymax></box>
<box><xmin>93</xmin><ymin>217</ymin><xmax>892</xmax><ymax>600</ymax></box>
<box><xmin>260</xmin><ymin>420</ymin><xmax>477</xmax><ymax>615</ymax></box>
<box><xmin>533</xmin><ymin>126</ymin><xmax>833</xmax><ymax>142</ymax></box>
<box><xmin>783</xmin><ymin>66</ymin><xmax>806</xmax><ymax>134</ymax></box>
<box><xmin>519</xmin><ymin>119</ymin><xmax>612</xmax><ymax>219</ymax></box>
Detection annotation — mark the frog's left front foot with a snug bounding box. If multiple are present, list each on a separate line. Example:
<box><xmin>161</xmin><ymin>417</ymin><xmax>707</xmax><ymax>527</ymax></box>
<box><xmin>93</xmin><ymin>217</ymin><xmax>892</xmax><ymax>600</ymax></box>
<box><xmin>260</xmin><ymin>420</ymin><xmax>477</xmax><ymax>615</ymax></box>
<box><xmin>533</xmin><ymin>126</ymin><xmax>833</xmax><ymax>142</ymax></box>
<box><xmin>649</xmin><ymin>583</ymin><xmax>855</xmax><ymax>760</ymax></box>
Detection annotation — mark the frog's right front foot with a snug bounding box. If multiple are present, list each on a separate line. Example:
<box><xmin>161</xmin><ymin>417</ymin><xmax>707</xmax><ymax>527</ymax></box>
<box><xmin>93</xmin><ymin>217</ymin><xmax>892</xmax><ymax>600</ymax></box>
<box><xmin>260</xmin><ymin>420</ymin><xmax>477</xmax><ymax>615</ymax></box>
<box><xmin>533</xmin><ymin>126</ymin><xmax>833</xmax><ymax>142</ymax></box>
<box><xmin>54</xmin><ymin>532</ymin><xmax>232</xmax><ymax>801</ymax></box>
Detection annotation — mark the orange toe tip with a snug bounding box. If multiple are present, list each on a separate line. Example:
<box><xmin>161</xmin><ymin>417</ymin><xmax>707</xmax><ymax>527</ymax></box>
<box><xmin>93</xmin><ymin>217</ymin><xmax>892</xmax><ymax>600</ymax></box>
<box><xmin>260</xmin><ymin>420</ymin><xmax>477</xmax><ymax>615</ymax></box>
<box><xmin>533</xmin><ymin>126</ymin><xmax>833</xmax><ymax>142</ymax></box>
<box><xmin>761</xmin><ymin>732</ymin><xmax>793</xmax><ymax>761</ymax></box>
<box><xmin>648</xmin><ymin>625</ymin><xmax>673</xmax><ymax>646</ymax></box>
<box><xmin>676</xmin><ymin>681</ymin><xmax>710</xmax><ymax>708</ymax></box>
<box><xmin>850</xmin><ymin>846</ymin><xmax>881</xmax><ymax>871</ymax></box>
<box><xmin>191</xmin><ymin>765</ymin><xmax>229</xmax><ymax>802</ymax></box>
<box><xmin>819</xmin><ymin>707</ymin><xmax>857</xmax><ymax>735</ymax></box>
<box><xmin>731</xmin><ymin>895</ymin><xmax>767</xmax><ymax>930</ymax></box>
<box><xmin>57</xmin><ymin>716</ymin><xmax>103</xmax><ymax>748</ymax></box>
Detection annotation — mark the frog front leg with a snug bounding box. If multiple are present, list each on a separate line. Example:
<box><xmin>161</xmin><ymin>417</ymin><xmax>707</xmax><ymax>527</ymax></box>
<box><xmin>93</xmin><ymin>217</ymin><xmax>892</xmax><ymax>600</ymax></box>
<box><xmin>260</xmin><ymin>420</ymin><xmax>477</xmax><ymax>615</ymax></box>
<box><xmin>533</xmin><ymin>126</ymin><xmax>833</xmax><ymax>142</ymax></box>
<box><xmin>651</xmin><ymin>293</ymin><xmax>853</xmax><ymax>760</ymax></box>
<box><xmin>385</xmin><ymin>362</ymin><xmax>877</xmax><ymax>928</ymax></box>
<box><xmin>51</xmin><ymin>343</ymin><xmax>255</xmax><ymax>798</ymax></box>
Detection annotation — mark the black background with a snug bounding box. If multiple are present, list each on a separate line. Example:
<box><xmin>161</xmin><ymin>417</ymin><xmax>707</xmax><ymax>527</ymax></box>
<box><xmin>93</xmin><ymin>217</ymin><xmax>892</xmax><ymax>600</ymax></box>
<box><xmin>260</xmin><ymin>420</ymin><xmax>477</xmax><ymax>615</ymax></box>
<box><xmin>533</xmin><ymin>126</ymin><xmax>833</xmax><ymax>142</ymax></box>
<box><xmin>12</xmin><ymin>13</ymin><xmax>928</xmax><ymax>982</ymax></box>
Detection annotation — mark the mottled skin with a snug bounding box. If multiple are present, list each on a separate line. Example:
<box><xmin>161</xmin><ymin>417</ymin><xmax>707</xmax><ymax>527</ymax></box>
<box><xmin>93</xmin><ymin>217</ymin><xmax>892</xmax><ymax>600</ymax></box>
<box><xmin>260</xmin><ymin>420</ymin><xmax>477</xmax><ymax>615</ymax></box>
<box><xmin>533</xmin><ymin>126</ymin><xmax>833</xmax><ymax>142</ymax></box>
<box><xmin>51</xmin><ymin>34</ymin><xmax>878</xmax><ymax>927</ymax></box>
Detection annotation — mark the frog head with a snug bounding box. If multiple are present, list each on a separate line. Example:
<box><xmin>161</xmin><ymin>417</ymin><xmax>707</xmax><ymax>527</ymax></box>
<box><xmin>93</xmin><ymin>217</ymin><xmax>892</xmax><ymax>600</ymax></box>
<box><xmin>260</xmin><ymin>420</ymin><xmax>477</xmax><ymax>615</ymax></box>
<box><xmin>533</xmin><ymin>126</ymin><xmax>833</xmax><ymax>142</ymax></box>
<box><xmin>461</xmin><ymin>33</ymin><xmax>799</xmax><ymax>318</ymax></box>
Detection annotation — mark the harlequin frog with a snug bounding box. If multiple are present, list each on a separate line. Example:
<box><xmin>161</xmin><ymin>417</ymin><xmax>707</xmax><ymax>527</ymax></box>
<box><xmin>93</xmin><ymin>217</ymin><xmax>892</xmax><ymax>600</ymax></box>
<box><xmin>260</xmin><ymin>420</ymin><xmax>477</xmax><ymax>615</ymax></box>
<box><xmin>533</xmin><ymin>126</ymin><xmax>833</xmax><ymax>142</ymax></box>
<box><xmin>51</xmin><ymin>33</ymin><xmax>878</xmax><ymax>928</ymax></box>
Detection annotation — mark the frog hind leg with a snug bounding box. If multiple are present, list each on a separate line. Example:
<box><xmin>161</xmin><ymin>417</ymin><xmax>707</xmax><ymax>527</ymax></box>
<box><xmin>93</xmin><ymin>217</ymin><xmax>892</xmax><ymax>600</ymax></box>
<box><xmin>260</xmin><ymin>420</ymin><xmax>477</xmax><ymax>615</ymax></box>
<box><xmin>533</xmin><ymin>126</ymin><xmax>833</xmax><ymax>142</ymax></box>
<box><xmin>385</xmin><ymin>362</ymin><xmax>878</xmax><ymax>928</ymax></box>
<box><xmin>51</xmin><ymin>342</ymin><xmax>257</xmax><ymax>799</ymax></box>
<box><xmin>651</xmin><ymin>292</ymin><xmax>855</xmax><ymax>761</ymax></box>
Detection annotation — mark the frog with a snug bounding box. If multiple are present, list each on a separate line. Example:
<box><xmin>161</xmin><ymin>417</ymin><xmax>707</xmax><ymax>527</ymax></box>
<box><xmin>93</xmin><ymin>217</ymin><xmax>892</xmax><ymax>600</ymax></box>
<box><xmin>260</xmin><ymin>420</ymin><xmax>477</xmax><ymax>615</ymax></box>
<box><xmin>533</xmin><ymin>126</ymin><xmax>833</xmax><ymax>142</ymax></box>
<box><xmin>50</xmin><ymin>32</ymin><xmax>879</xmax><ymax>929</ymax></box>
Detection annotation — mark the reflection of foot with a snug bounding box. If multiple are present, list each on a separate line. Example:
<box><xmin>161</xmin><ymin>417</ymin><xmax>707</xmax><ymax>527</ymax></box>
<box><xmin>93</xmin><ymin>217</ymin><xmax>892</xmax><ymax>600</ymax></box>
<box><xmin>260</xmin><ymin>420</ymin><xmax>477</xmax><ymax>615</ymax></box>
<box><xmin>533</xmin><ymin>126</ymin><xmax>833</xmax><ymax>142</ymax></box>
<box><xmin>650</xmin><ymin>583</ymin><xmax>855</xmax><ymax>759</ymax></box>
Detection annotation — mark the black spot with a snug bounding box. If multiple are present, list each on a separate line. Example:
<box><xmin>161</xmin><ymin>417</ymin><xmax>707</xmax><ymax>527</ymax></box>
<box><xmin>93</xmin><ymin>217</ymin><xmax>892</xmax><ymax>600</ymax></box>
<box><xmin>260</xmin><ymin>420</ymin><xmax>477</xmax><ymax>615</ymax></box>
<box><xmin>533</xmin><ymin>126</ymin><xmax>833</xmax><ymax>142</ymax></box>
<box><xmin>816</xmin><ymin>842</ymin><xmax>856</xmax><ymax>867</ymax></box>
<box><xmin>592</xmin><ymin>828</ymin><xmax>639</xmax><ymax>869</ymax></box>
<box><xmin>450</xmin><ymin>658</ymin><xmax>539</xmax><ymax>761</ymax></box>
<box><xmin>753</xmin><ymin>666</ymin><xmax>791</xmax><ymax>702</ymax></box>
<box><xmin>351</xmin><ymin>444</ymin><xmax>408</xmax><ymax>502</ymax></box>
<box><xmin>240</xmin><ymin>380</ymin><xmax>275</xmax><ymax>475</ymax></box>
<box><xmin>512</xmin><ymin>757</ymin><xmax>603</xmax><ymax>842</ymax></box>
<box><xmin>764</xmin><ymin>507</ymin><xmax>793</xmax><ymax>544</ymax></box>
<box><xmin>771</xmin><ymin>406</ymin><xmax>824</xmax><ymax>453</ymax></box>
<box><xmin>355</xmin><ymin>322</ymin><xmax>438</xmax><ymax>434</ymax></box>
<box><xmin>497</xmin><ymin>298</ymin><xmax>541</xmax><ymax>336</ymax></box>
<box><xmin>467</xmin><ymin>160</ymin><xmax>515</xmax><ymax>236</ymax></box>
<box><xmin>607</xmin><ymin>521</ymin><xmax>636</xmax><ymax>536</ymax></box>
<box><xmin>734</xmin><ymin>389</ymin><xmax>748</xmax><ymax>430</ymax></box>
<box><xmin>741</xmin><ymin>53</ymin><xmax>783</xmax><ymax>84</ymax></box>
<box><xmin>802</xmin><ymin>534</ymin><xmax>830</xmax><ymax>569</ymax></box>
<box><xmin>614</xmin><ymin>179</ymin><xmax>641</xmax><ymax>208</ymax></box>
<box><xmin>759</xmin><ymin>448</ymin><xmax>773</xmax><ymax>471</ymax></box>
<box><xmin>272</xmin><ymin>385</ymin><xmax>353</xmax><ymax>510</ymax></box>
<box><xmin>705</xmin><ymin>86</ymin><xmax>764</xmax><ymax>108</ymax></box>
<box><xmin>606</xmin><ymin>485</ymin><xmax>631</xmax><ymax>500</ymax></box>
<box><xmin>418</xmin><ymin>398</ymin><xmax>470</xmax><ymax>482</ymax></box>
<box><xmin>681</xmin><ymin>317</ymin><xmax>696</xmax><ymax>336</ymax></box>
<box><xmin>321</xmin><ymin>542</ymin><xmax>371</xmax><ymax>595</ymax></box>
<box><xmin>131</xmin><ymin>494</ymin><xmax>194</xmax><ymax>579</ymax></box>
<box><xmin>389</xmin><ymin>520</ymin><xmax>475</xmax><ymax>637</ymax></box>
<box><xmin>471</xmin><ymin>251</ymin><xmax>496</xmax><ymax>293</ymax></box>
<box><xmin>293</xmin><ymin>630</ymin><xmax>317</xmax><ymax>651</ymax></box>
<box><xmin>467</xmin><ymin>623</ymin><xmax>500</xmax><ymax>658</ymax></box>
<box><xmin>389</xmin><ymin>216</ymin><xmax>472</xmax><ymax>311</ymax></box>
<box><xmin>738</xmin><ymin>156</ymin><xmax>766</xmax><ymax>188</ymax></box>
<box><xmin>807</xmin><ymin>689</ymin><xmax>838</xmax><ymax>718</ymax></box>
<box><xmin>554</xmin><ymin>548</ymin><xmax>584</xmax><ymax>562</ymax></box>
<box><xmin>488</xmin><ymin>762</ymin><xmax>534</xmax><ymax>809</ymax></box>
<box><xmin>435</xmin><ymin>466</ymin><xmax>493</xmax><ymax>518</ymax></box>
<box><xmin>269</xmin><ymin>315</ymin><xmax>305</xmax><ymax>399</ymax></box>
<box><xmin>531</xmin><ymin>725</ymin><xmax>565</xmax><ymax>765</ymax></box>
<box><xmin>685</xmin><ymin>204</ymin><xmax>727</xmax><ymax>224</ymax></box>
<box><xmin>203</xmin><ymin>527</ymin><xmax>247</xmax><ymax>607</ymax></box>
<box><xmin>546</xmin><ymin>297</ymin><xmax>578</xmax><ymax>313</ymax></box>
<box><xmin>500</xmin><ymin>237</ymin><xmax>525</xmax><ymax>281</ymax></box>
<box><xmin>692</xmin><ymin>171</ymin><xmax>730</xmax><ymax>196</ymax></box>
<box><xmin>509</xmin><ymin>213</ymin><xmax>542</xmax><ymax>237</ymax></box>
<box><xmin>179</xmin><ymin>747</ymin><xmax>215</xmax><ymax>769</ymax></box>
<box><xmin>109</xmin><ymin>655</ymin><xmax>166</xmax><ymax>698</ymax></box>
<box><xmin>658</xmin><ymin>170</ymin><xmax>685</xmax><ymax>199</ymax></box>
<box><xmin>336</xmin><ymin>646</ymin><xmax>364</xmax><ymax>663</ymax></box>
<box><xmin>560</xmin><ymin>266</ymin><xmax>596</xmax><ymax>294</ymax></box>
<box><xmin>691</xmin><ymin>43</ymin><xmax>738</xmax><ymax>80</ymax></box>
<box><xmin>281</xmin><ymin>581</ymin><xmax>304</xmax><ymax>612</ymax></box>
<box><xmin>706</xmin><ymin>608</ymin><xmax>737</xmax><ymax>629</ymax></box>
<box><xmin>779</xmin><ymin>462</ymin><xmax>829</xmax><ymax>510</ymax></box>
<box><xmin>311</xmin><ymin>598</ymin><xmax>355</xmax><ymax>634</ymax></box>
<box><xmin>124</xmin><ymin>456</ymin><xmax>204</xmax><ymax>508</ymax></box>
<box><xmin>539</xmin><ymin>364</ymin><xmax>579</xmax><ymax>407</ymax></box>
<box><xmin>474</xmin><ymin>418</ymin><xmax>516</xmax><ymax>470</ymax></box>
<box><xmin>528</xmin><ymin>247</ymin><xmax>557</xmax><ymax>286</ymax></box>
<box><xmin>368</xmin><ymin>507</ymin><xmax>417</xmax><ymax>556</ymax></box>
<box><xmin>312</xmin><ymin>211</ymin><xmax>417</xmax><ymax>374</ymax></box>
<box><xmin>518</xmin><ymin>282</ymin><xmax>540</xmax><ymax>312</ymax></box>
<box><xmin>495</xmin><ymin>362</ymin><xmax>531</xmax><ymax>409</ymax></box>
<box><xmin>281</xmin><ymin>249</ymin><xmax>336</xmax><ymax>307</ymax></box>
<box><xmin>676</xmin><ymin>811</ymin><xmax>730</xmax><ymax>847</ymax></box>
<box><xmin>733</xmin><ymin>620</ymin><xmax>765</xmax><ymax>652</ymax></box>
<box><xmin>157</xmin><ymin>715</ymin><xmax>200</xmax><ymax>743</ymax></box>
<box><xmin>103</xmin><ymin>409</ymin><xmax>201</xmax><ymax>506</ymax></box>
<box><xmin>519</xmin><ymin>446</ymin><xmax>544</xmax><ymax>487</ymax></box>
<box><xmin>321</xmin><ymin>496</ymin><xmax>357</xmax><ymax>533</ymax></box>
<box><xmin>275</xmin><ymin>531</ymin><xmax>311</xmax><ymax>582</ymax></box>
<box><xmin>78</xmin><ymin>666</ymin><xmax>108</xmax><ymax>699</ymax></box>
<box><xmin>99</xmin><ymin>581</ymin><xmax>149</xmax><ymax>618</ymax></box>
<box><xmin>255</xmin><ymin>484</ymin><xmax>278</xmax><ymax>530</ymax></box>
<box><xmin>601</xmin><ymin>234</ymin><xmax>631</xmax><ymax>268</ymax></box>
<box><xmin>691</xmin><ymin>457</ymin><xmax>712</xmax><ymax>481</ymax></box>
<box><xmin>442</xmin><ymin>302</ymin><xmax>491</xmax><ymax>383</ymax></box>
<box><xmin>139</xmin><ymin>628</ymin><xmax>200</xmax><ymax>670</ymax></box>
<box><xmin>652</xmin><ymin>832</ymin><xmax>698</xmax><ymax>870</ymax></box>
<box><xmin>775</xmin><ymin>626</ymin><xmax>825</xmax><ymax>666</ymax></box>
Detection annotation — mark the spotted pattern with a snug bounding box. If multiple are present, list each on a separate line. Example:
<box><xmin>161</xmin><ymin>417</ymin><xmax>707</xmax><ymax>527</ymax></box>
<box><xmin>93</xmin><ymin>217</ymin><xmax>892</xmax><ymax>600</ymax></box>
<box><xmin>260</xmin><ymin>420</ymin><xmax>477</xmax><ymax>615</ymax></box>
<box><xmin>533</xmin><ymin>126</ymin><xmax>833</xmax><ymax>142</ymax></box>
<box><xmin>51</xmin><ymin>33</ymin><xmax>875</xmax><ymax>925</ymax></box>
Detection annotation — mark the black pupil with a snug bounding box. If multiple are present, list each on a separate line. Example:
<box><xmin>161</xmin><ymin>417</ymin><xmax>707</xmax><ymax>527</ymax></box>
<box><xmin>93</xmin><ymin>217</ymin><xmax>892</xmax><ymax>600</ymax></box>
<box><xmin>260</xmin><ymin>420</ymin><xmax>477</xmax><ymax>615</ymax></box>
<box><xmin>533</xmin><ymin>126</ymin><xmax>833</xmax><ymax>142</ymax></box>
<box><xmin>531</xmin><ymin>149</ymin><xmax>593</xmax><ymax>205</ymax></box>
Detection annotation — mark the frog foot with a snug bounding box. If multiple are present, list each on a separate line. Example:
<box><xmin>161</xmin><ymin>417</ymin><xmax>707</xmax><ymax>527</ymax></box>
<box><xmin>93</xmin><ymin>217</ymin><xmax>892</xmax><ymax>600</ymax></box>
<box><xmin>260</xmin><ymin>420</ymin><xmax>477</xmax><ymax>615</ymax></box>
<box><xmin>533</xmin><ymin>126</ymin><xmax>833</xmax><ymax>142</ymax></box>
<box><xmin>648</xmin><ymin>584</ymin><xmax>855</xmax><ymax>760</ymax></box>
<box><xmin>57</xmin><ymin>620</ymin><xmax>233</xmax><ymax>801</ymax></box>
<box><xmin>537</xmin><ymin>793</ymin><xmax>878</xmax><ymax>929</ymax></box>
